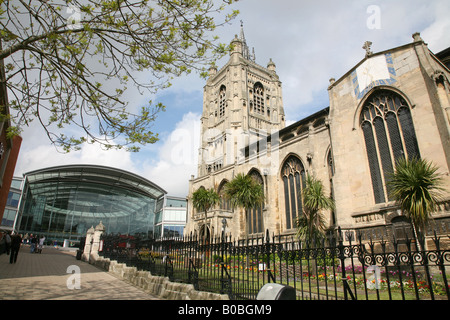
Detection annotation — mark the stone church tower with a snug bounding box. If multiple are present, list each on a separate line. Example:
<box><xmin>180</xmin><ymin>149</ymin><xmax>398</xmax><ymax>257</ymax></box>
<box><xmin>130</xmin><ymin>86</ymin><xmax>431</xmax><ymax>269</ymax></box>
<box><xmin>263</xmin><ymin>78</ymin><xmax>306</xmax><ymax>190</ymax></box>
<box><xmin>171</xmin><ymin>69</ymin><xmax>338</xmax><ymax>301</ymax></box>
<box><xmin>198</xmin><ymin>23</ymin><xmax>285</xmax><ymax>177</ymax></box>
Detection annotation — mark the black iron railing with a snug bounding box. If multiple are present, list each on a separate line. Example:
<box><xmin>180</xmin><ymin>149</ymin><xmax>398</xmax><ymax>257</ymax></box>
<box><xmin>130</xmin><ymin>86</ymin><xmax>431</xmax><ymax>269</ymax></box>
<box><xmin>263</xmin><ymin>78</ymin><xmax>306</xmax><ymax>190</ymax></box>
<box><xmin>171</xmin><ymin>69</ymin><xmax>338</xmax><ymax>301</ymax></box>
<box><xmin>98</xmin><ymin>229</ymin><xmax>450</xmax><ymax>300</ymax></box>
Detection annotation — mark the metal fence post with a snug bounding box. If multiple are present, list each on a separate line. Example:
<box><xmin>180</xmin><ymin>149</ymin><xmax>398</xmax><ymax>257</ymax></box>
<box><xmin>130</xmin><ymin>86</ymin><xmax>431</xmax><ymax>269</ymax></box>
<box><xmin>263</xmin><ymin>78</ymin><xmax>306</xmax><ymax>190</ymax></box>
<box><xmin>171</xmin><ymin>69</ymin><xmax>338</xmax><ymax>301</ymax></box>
<box><xmin>264</xmin><ymin>230</ymin><xmax>275</xmax><ymax>283</ymax></box>
<box><xmin>338</xmin><ymin>227</ymin><xmax>355</xmax><ymax>300</ymax></box>
<box><xmin>432</xmin><ymin>232</ymin><xmax>450</xmax><ymax>300</ymax></box>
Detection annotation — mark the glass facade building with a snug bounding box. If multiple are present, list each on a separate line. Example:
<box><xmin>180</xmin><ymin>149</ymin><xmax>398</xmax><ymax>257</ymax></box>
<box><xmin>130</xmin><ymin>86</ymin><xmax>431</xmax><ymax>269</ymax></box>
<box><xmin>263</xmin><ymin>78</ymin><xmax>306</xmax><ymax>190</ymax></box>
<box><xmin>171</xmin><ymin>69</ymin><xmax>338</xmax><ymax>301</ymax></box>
<box><xmin>18</xmin><ymin>165</ymin><xmax>166</xmax><ymax>245</ymax></box>
<box><xmin>1</xmin><ymin>177</ymin><xmax>24</xmax><ymax>231</ymax></box>
<box><xmin>154</xmin><ymin>196</ymin><xmax>187</xmax><ymax>239</ymax></box>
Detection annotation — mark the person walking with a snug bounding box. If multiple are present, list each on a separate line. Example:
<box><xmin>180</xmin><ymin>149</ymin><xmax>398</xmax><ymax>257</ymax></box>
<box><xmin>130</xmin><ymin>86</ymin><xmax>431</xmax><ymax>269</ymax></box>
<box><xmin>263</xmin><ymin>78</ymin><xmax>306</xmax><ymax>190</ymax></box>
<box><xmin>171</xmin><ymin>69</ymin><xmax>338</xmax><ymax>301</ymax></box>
<box><xmin>30</xmin><ymin>234</ymin><xmax>36</xmax><ymax>253</ymax></box>
<box><xmin>37</xmin><ymin>235</ymin><xmax>45</xmax><ymax>253</ymax></box>
<box><xmin>10</xmin><ymin>232</ymin><xmax>22</xmax><ymax>264</ymax></box>
<box><xmin>5</xmin><ymin>231</ymin><xmax>11</xmax><ymax>255</ymax></box>
<box><xmin>0</xmin><ymin>232</ymin><xmax>6</xmax><ymax>255</ymax></box>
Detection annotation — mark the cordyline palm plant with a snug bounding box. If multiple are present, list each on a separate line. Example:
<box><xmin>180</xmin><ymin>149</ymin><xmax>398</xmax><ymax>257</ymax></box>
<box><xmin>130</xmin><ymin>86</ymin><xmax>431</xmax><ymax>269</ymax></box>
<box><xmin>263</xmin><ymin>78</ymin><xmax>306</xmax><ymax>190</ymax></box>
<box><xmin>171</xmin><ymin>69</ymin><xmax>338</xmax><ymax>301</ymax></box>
<box><xmin>296</xmin><ymin>175</ymin><xmax>335</xmax><ymax>245</ymax></box>
<box><xmin>388</xmin><ymin>157</ymin><xmax>445</xmax><ymax>249</ymax></box>
<box><xmin>192</xmin><ymin>187</ymin><xmax>220</xmax><ymax>244</ymax></box>
<box><xmin>224</xmin><ymin>173</ymin><xmax>265</xmax><ymax>237</ymax></box>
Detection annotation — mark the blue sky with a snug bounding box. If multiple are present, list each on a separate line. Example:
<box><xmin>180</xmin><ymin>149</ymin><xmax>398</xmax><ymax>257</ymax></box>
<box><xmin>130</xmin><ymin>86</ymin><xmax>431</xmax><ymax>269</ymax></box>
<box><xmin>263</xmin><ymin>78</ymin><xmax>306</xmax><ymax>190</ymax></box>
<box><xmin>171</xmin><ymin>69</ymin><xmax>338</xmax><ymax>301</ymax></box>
<box><xmin>13</xmin><ymin>0</ymin><xmax>450</xmax><ymax>197</ymax></box>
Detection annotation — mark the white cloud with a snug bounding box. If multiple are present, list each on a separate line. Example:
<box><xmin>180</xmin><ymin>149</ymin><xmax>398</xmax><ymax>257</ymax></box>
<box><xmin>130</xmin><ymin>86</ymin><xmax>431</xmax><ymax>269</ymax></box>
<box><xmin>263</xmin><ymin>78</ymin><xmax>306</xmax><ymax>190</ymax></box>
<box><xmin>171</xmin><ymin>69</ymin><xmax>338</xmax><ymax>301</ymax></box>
<box><xmin>421</xmin><ymin>1</ymin><xmax>450</xmax><ymax>53</ymax></box>
<box><xmin>15</xmin><ymin>140</ymin><xmax>137</xmax><ymax>176</ymax></box>
<box><xmin>141</xmin><ymin>112</ymin><xmax>201</xmax><ymax>197</ymax></box>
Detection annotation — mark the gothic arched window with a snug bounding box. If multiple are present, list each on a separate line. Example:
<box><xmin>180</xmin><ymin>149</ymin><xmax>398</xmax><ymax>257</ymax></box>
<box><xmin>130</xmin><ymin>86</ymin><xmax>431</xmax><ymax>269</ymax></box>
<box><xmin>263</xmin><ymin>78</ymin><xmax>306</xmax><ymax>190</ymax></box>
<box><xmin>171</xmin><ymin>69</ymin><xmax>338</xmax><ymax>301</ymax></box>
<box><xmin>218</xmin><ymin>180</ymin><xmax>231</xmax><ymax>211</ymax></box>
<box><xmin>281</xmin><ymin>155</ymin><xmax>306</xmax><ymax>230</ymax></box>
<box><xmin>247</xmin><ymin>169</ymin><xmax>264</xmax><ymax>234</ymax></box>
<box><xmin>219</xmin><ymin>85</ymin><xmax>226</xmax><ymax>118</ymax></box>
<box><xmin>360</xmin><ymin>90</ymin><xmax>420</xmax><ymax>204</ymax></box>
<box><xmin>253</xmin><ymin>82</ymin><xmax>265</xmax><ymax>115</ymax></box>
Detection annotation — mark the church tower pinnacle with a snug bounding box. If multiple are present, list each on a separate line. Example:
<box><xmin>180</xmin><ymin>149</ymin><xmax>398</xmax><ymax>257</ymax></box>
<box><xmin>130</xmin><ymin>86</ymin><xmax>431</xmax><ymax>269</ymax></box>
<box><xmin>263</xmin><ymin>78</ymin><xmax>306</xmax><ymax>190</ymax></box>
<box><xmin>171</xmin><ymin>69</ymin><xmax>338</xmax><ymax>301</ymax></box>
<box><xmin>238</xmin><ymin>20</ymin><xmax>255</xmax><ymax>62</ymax></box>
<box><xmin>198</xmin><ymin>23</ymin><xmax>285</xmax><ymax>176</ymax></box>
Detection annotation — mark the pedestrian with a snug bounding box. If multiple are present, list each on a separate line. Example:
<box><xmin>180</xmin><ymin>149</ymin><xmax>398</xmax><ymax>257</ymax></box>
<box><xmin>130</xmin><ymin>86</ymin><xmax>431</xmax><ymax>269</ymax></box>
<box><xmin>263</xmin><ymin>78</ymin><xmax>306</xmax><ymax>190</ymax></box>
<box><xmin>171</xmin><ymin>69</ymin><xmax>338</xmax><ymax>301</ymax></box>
<box><xmin>5</xmin><ymin>231</ymin><xmax>11</xmax><ymax>255</ymax></box>
<box><xmin>30</xmin><ymin>234</ymin><xmax>37</xmax><ymax>253</ymax></box>
<box><xmin>0</xmin><ymin>233</ymin><xmax>5</xmax><ymax>255</ymax></box>
<box><xmin>38</xmin><ymin>235</ymin><xmax>45</xmax><ymax>253</ymax></box>
<box><xmin>10</xmin><ymin>232</ymin><xmax>22</xmax><ymax>264</ymax></box>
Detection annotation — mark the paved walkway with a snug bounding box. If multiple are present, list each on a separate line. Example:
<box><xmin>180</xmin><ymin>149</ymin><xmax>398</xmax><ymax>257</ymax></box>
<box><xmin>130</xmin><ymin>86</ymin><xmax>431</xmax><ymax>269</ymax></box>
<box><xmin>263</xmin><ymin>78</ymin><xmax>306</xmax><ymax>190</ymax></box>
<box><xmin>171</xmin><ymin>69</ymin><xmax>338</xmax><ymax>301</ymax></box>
<box><xmin>0</xmin><ymin>245</ymin><xmax>162</xmax><ymax>300</ymax></box>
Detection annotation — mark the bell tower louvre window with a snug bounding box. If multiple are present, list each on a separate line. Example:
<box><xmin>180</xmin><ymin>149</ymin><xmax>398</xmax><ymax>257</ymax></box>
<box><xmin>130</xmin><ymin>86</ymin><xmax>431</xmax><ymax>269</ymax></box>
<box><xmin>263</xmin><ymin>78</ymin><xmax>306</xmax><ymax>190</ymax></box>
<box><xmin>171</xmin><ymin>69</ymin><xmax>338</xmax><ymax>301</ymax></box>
<box><xmin>219</xmin><ymin>85</ymin><xmax>226</xmax><ymax>118</ymax></box>
<box><xmin>253</xmin><ymin>82</ymin><xmax>265</xmax><ymax>115</ymax></box>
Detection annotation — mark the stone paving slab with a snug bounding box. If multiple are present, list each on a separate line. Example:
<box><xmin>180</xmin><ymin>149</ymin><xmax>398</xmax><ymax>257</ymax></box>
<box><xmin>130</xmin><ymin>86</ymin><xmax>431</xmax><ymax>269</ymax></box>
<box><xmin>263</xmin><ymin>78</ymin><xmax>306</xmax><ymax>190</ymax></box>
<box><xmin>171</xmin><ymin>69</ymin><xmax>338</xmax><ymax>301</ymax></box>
<box><xmin>0</xmin><ymin>245</ymin><xmax>162</xmax><ymax>300</ymax></box>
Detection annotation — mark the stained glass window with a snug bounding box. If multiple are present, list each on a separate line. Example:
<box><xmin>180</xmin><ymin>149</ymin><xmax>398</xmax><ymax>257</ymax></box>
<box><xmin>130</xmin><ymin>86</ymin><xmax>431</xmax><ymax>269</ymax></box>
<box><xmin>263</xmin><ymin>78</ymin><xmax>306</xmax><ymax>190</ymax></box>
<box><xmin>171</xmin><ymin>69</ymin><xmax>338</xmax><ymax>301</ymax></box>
<box><xmin>360</xmin><ymin>90</ymin><xmax>420</xmax><ymax>203</ymax></box>
<box><xmin>281</xmin><ymin>156</ymin><xmax>305</xmax><ymax>230</ymax></box>
<box><xmin>218</xmin><ymin>180</ymin><xmax>231</xmax><ymax>211</ymax></box>
<box><xmin>247</xmin><ymin>170</ymin><xmax>264</xmax><ymax>234</ymax></box>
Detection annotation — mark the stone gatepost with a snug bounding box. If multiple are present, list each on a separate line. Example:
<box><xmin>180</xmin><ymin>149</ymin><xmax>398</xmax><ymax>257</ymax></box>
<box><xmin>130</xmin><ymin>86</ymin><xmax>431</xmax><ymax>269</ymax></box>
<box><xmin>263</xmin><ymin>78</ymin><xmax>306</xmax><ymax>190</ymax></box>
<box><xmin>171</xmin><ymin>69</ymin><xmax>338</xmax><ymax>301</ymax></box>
<box><xmin>82</xmin><ymin>226</ymin><xmax>95</xmax><ymax>262</ymax></box>
<box><xmin>91</xmin><ymin>221</ymin><xmax>105</xmax><ymax>256</ymax></box>
<box><xmin>82</xmin><ymin>221</ymin><xmax>105</xmax><ymax>263</ymax></box>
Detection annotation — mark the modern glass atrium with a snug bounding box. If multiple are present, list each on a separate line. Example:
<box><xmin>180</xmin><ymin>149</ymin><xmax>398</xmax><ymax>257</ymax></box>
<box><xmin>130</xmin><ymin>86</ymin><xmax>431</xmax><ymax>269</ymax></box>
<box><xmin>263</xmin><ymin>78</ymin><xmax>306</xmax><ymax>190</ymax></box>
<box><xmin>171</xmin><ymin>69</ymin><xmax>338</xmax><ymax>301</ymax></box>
<box><xmin>18</xmin><ymin>165</ymin><xmax>166</xmax><ymax>245</ymax></box>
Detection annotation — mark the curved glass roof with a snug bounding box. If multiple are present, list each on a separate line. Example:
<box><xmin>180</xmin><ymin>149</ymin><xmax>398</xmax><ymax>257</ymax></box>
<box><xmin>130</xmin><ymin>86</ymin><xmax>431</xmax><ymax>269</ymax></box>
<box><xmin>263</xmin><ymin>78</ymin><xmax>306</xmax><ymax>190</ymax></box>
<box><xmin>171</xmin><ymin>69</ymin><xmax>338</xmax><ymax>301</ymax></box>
<box><xmin>25</xmin><ymin>165</ymin><xmax>166</xmax><ymax>196</ymax></box>
<box><xmin>23</xmin><ymin>165</ymin><xmax>166</xmax><ymax>219</ymax></box>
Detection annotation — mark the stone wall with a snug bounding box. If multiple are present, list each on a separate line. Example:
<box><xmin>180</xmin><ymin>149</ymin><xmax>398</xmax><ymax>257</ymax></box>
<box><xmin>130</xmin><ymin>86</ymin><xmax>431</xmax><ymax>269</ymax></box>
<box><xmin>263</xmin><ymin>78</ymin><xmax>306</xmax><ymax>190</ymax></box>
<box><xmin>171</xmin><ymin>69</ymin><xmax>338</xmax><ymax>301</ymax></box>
<box><xmin>91</xmin><ymin>256</ymin><xmax>229</xmax><ymax>300</ymax></box>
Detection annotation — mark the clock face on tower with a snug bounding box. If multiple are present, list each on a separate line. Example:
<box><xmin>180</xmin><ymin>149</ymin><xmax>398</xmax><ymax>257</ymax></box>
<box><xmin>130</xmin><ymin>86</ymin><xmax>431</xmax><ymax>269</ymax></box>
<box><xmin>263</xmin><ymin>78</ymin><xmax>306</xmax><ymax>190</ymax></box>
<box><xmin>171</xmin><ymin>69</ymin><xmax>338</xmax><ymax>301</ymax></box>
<box><xmin>352</xmin><ymin>53</ymin><xmax>397</xmax><ymax>99</ymax></box>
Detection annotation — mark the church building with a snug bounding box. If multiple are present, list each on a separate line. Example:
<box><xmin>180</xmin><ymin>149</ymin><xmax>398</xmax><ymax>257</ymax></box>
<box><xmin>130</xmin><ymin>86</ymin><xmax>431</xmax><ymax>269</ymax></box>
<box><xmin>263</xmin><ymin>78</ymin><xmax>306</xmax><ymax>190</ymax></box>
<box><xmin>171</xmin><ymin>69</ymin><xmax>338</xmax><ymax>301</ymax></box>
<box><xmin>185</xmin><ymin>26</ymin><xmax>450</xmax><ymax>247</ymax></box>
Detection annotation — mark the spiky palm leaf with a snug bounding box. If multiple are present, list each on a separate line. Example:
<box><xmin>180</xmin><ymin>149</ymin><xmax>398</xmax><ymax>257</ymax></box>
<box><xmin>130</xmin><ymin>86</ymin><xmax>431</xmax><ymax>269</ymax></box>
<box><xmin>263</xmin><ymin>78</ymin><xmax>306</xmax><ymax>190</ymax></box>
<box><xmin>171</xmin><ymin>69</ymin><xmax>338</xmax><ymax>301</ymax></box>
<box><xmin>388</xmin><ymin>157</ymin><xmax>444</xmax><ymax>232</ymax></box>
<box><xmin>224</xmin><ymin>173</ymin><xmax>265</xmax><ymax>211</ymax></box>
<box><xmin>192</xmin><ymin>187</ymin><xmax>220</xmax><ymax>241</ymax></box>
<box><xmin>224</xmin><ymin>173</ymin><xmax>264</xmax><ymax>236</ymax></box>
<box><xmin>296</xmin><ymin>175</ymin><xmax>335</xmax><ymax>243</ymax></box>
<box><xmin>192</xmin><ymin>187</ymin><xmax>220</xmax><ymax>213</ymax></box>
